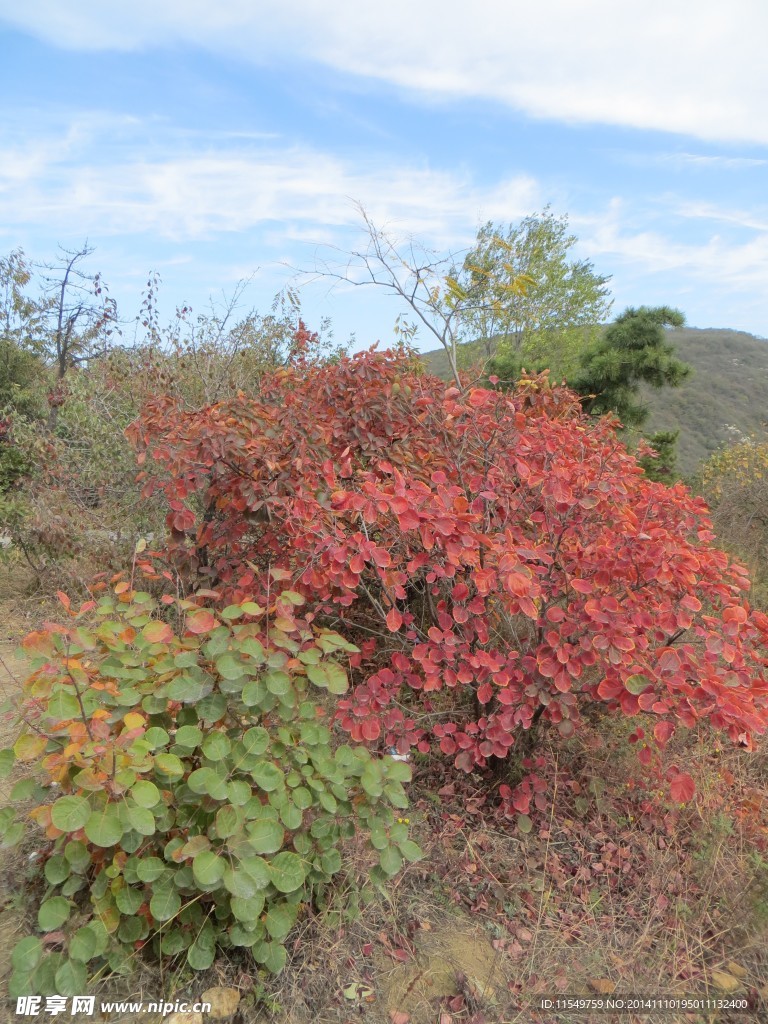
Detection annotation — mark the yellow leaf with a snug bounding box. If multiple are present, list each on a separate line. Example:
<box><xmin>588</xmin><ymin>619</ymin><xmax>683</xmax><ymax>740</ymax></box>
<box><xmin>726</xmin><ymin>961</ymin><xmax>748</xmax><ymax>979</ymax></box>
<box><xmin>123</xmin><ymin>712</ymin><xmax>145</xmax><ymax>730</ymax></box>
<box><xmin>200</xmin><ymin>987</ymin><xmax>240</xmax><ymax>1020</ymax></box>
<box><xmin>710</xmin><ymin>970</ymin><xmax>742</xmax><ymax>993</ymax></box>
<box><xmin>14</xmin><ymin>733</ymin><xmax>48</xmax><ymax>761</ymax></box>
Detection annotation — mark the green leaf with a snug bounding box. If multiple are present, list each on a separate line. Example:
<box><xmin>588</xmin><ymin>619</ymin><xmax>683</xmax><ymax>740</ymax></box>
<box><xmin>268</xmin><ymin>852</ymin><xmax>306</xmax><ymax>893</ymax></box>
<box><xmin>47</xmin><ymin>690</ymin><xmax>81</xmax><ymax>719</ymax></box>
<box><xmin>215</xmin><ymin>804</ymin><xmax>244</xmax><ymax>838</ymax></box>
<box><xmin>240</xmin><ymin>856</ymin><xmax>271</xmax><ymax>889</ymax></box>
<box><xmin>12</xmin><ymin>937</ymin><xmax>42</xmax><ymax>972</ymax></box>
<box><xmin>44</xmin><ymin>856</ymin><xmax>71</xmax><ymax>885</ymax></box>
<box><xmin>202</xmin><ymin>731</ymin><xmax>232</xmax><ymax>762</ymax></box>
<box><xmin>193</xmin><ymin>851</ymin><xmax>225</xmax><ymax>888</ymax></box>
<box><xmin>51</xmin><ymin>796</ymin><xmax>91</xmax><ymax>832</ymax></box>
<box><xmin>160</xmin><ymin>928</ymin><xmax>190</xmax><ymax>954</ymax></box>
<box><xmin>54</xmin><ymin>958</ymin><xmax>87</xmax><ymax>997</ymax></box>
<box><xmin>398</xmin><ymin>840</ymin><xmax>423</xmax><ymax>862</ymax></box>
<box><xmin>220</xmin><ymin>605</ymin><xmax>245</xmax><ymax>621</ymax></box>
<box><xmin>167</xmin><ymin>674</ymin><xmax>211</xmax><ymax>703</ymax></box>
<box><xmin>2</xmin><ymin>820</ymin><xmax>25</xmax><ymax>848</ymax></box>
<box><xmin>241</xmin><ymin>727</ymin><xmax>269</xmax><ymax>756</ymax></box>
<box><xmin>38</xmin><ymin>896</ymin><xmax>71</xmax><ymax>931</ymax></box>
<box><xmin>187</xmin><ymin>939</ymin><xmax>215</xmax><ymax>971</ymax></box>
<box><xmin>143</xmin><ymin>726</ymin><xmax>170</xmax><ymax>749</ymax></box>
<box><xmin>84</xmin><ymin>808</ymin><xmax>123</xmax><ymax>848</ymax></box>
<box><xmin>126</xmin><ymin>805</ymin><xmax>156</xmax><ymax>836</ymax></box>
<box><xmin>361</xmin><ymin>763</ymin><xmax>383</xmax><ymax>798</ymax></box>
<box><xmin>261</xmin><ymin>941</ymin><xmax>287</xmax><ymax>974</ymax></box>
<box><xmin>378</xmin><ymin>846</ymin><xmax>403</xmax><ymax>876</ymax></box>
<box><xmin>384</xmin><ymin>759</ymin><xmax>412</xmax><ymax>783</ymax></box>
<box><xmin>251</xmin><ymin>761</ymin><xmax>283</xmax><ymax>792</ymax></box>
<box><xmin>149</xmin><ymin>887</ymin><xmax>181</xmax><ymax>922</ymax></box>
<box><xmin>118</xmin><ymin>916</ymin><xmax>145</xmax><ymax>944</ymax></box>
<box><xmin>197</xmin><ymin>692</ymin><xmax>228</xmax><ymax>721</ymax></box>
<box><xmin>188</xmin><ymin>767</ymin><xmax>228</xmax><ymax>800</ymax></box>
<box><xmin>516</xmin><ymin>814</ymin><xmax>533</xmax><ymax>834</ymax></box>
<box><xmin>215</xmin><ymin>654</ymin><xmax>247</xmax><ymax>679</ymax></box>
<box><xmin>115</xmin><ymin>886</ymin><xmax>143</xmax><ymax>915</ymax></box>
<box><xmin>10</xmin><ymin>777</ymin><xmax>39</xmax><ymax>801</ymax></box>
<box><xmin>154</xmin><ymin>752</ymin><xmax>184</xmax><ymax>777</ymax></box>
<box><xmin>265</xmin><ymin>670</ymin><xmax>291</xmax><ymax>697</ymax></box>
<box><xmin>247</xmin><ymin>816</ymin><xmax>284</xmax><ymax>855</ymax></box>
<box><xmin>174</xmin><ymin>724</ymin><xmax>203</xmax><ymax>748</ymax></box>
<box><xmin>625</xmin><ymin>673</ymin><xmax>653</xmax><ymax>695</ymax></box>
<box><xmin>0</xmin><ymin>748</ymin><xmax>14</xmax><ymax>778</ymax></box>
<box><xmin>324</xmin><ymin>662</ymin><xmax>349</xmax><ymax>694</ymax></box>
<box><xmin>64</xmin><ymin>841</ymin><xmax>90</xmax><ymax>873</ymax></box>
<box><xmin>320</xmin><ymin>848</ymin><xmax>342</xmax><ymax>875</ymax></box>
<box><xmin>227</xmin><ymin>779</ymin><xmax>252</xmax><ymax>806</ymax></box>
<box><xmin>136</xmin><ymin>856</ymin><xmax>167</xmax><ymax>883</ymax></box>
<box><xmin>223</xmin><ymin>866</ymin><xmax>260</xmax><ymax>900</ymax></box>
<box><xmin>291</xmin><ymin>787</ymin><xmax>313</xmax><ymax>810</ymax></box>
<box><xmin>264</xmin><ymin>902</ymin><xmax>298</xmax><ymax>940</ymax></box>
<box><xmin>68</xmin><ymin>925</ymin><xmax>98</xmax><ymax>963</ymax></box>
<box><xmin>279</xmin><ymin>802</ymin><xmax>302</xmax><ymax>830</ymax></box>
<box><xmin>131</xmin><ymin>780</ymin><xmax>161</xmax><ymax>808</ymax></box>
<box><xmin>230</xmin><ymin>892</ymin><xmax>266</xmax><ymax>922</ymax></box>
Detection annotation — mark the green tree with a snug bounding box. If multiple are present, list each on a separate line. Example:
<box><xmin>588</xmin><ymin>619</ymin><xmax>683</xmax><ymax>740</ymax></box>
<box><xmin>0</xmin><ymin>250</ymin><xmax>48</xmax><ymax>419</ymax></box>
<box><xmin>459</xmin><ymin>209</ymin><xmax>612</xmax><ymax>375</ymax></box>
<box><xmin>572</xmin><ymin>306</ymin><xmax>690</xmax><ymax>427</ymax></box>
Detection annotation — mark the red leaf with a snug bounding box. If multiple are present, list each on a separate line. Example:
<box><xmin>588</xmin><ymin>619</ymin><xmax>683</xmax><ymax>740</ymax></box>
<box><xmin>669</xmin><ymin>771</ymin><xmax>695</xmax><ymax>803</ymax></box>
<box><xmin>386</xmin><ymin>608</ymin><xmax>403</xmax><ymax>632</ymax></box>
<box><xmin>361</xmin><ymin>719</ymin><xmax>381</xmax><ymax>742</ymax></box>
<box><xmin>653</xmin><ymin>721</ymin><xmax>675</xmax><ymax>747</ymax></box>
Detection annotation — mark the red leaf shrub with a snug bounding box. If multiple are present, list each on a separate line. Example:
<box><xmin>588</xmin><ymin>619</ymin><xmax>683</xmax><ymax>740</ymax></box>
<box><xmin>127</xmin><ymin>347</ymin><xmax>768</xmax><ymax>785</ymax></box>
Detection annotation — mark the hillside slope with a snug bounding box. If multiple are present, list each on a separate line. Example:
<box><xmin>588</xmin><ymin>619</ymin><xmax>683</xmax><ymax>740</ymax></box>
<box><xmin>421</xmin><ymin>328</ymin><xmax>768</xmax><ymax>477</ymax></box>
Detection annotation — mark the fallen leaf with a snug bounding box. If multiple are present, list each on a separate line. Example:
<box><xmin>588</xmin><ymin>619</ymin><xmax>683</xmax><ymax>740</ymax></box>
<box><xmin>343</xmin><ymin>983</ymin><xmax>374</xmax><ymax>1002</ymax></box>
<box><xmin>726</xmin><ymin>961</ymin><xmax>748</xmax><ymax>979</ymax></box>
<box><xmin>711</xmin><ymin>970</ymin><xmax>742</xmax><ymax>993</ymax></box>
<box><xmin>390</xmin><ymin>1012</ymin><xmax>410</xmax><ymax>1024</ymax></box>
<box><xmin>200</xmin><ymin>987</ymin><xmax>240</xmax><ymax>1020</ymax></box>
<box><xmin>589</xmin><ymin>979</ymin><xmax>616</xmax><ymax>994</ymax></box>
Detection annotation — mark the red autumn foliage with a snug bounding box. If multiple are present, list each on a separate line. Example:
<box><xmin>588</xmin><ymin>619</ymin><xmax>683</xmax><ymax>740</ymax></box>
<box><xmin>126</xmin><ymin>346</ymin><xmax>768</xmax><ymax>787</ymax></box>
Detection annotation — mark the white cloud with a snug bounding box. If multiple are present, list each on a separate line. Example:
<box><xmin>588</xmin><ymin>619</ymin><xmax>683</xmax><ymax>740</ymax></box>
<box><xmin>581</xmin><ymin>201</ymin><xmax>768</xmax><ymax>292</ymax></box>
<box><xmin>0</xmin><ymin>118</ymin><xmax>540</xmax><ymax>248</ymax></box>
<box><xmin>1</xmin><ymin>0</ymin><xmax>766</xmax><ymax>143</ymax></box>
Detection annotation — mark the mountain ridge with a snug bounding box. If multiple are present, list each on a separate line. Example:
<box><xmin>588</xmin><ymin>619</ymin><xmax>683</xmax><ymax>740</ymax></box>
<box><xmin>419</xmin><ymin>327</ymin><xmax>768</xmax><ymax>477</ymax></box>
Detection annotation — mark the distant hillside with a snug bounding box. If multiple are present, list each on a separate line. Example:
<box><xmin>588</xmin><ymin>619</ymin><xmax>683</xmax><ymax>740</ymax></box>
<box><xmin>420</xmin><ymin>328</ymin><xmax>768</xmax><ymax>477</ymax></box>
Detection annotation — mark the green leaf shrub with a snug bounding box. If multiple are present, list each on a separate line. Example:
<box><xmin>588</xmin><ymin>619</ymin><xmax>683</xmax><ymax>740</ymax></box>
<box><xmin>1</xmin><ymin>585</ymin><xmax>418</xmax><ymax>994</ymax></box>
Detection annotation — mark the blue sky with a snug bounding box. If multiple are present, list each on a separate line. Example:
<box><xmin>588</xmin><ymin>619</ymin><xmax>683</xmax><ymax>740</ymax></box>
<box><xmin>0</xmin><ymin>1</ymin><xmax>766</xmax><ymax>351</ymax></box>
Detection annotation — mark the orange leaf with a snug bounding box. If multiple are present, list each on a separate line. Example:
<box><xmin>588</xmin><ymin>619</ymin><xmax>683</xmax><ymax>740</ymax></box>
<box><xmin>142</xmin><ymin>621</ymin><xmax>174</xmax><ymax>644</ymax></box>
<box><xmin>186</xmin><ymin>610</ymin><xmax>217</xmax><ymax>634</ymax></box>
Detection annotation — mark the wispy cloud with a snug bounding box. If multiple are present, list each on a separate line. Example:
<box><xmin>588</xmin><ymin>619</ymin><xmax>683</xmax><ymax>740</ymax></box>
<box><xmin>581</xmin><ymin>200</ymin><xmax>768</xmax><ymax>292</ymax></box>
<box><xmin>0</xmin><ymin>116</ymin><xmax>541</xmax><ymax>246</ymax></box>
